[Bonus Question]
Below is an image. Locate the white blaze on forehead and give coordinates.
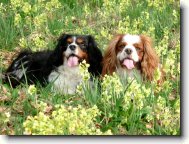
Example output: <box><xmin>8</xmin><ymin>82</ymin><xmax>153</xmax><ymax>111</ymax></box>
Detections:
<box><xmin>73</xmin><ymin>36</ymin><xmax>78</xmax><ymax>54</ymax></box>
<box><xmin>65</xmin><ymin>36</ymin><xmax>76</xmax><ymax>57</ymax></box>
<box><xmin>66</xmin><ymin>36</ymin><xmax>79</xmax><ymax>55</ymax></box>
<box><xmin>70</xmin><ymin>36</ymin><xmax>78</xmax><ymax>48</ymax></box>
<box><xmin>118</xmin><ymin>34</ymin><xmax>140</xmax><ymax>62</ymax></box>
<box><xmin>72</xmin><ymin>36</ymin><xmax>76</xmax><ymax>44</ymax></box>
<box><xmin>122</xmin><ymin>34</ymin><xmax>141</xmax><ymax>44</ymax></box>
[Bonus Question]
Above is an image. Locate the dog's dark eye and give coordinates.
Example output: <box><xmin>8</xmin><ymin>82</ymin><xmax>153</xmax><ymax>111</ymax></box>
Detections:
<box><xmin>79</xmin><ymin>42</ymin><xmax>85</xmax><ymax>45</ymax></box>
<box><xmin>136</xmin><ymin>47</ymin><xmax>140</xmax><ymax>51</ymax></box>
<box><xmin>78</xmin><ymin>42</ymin><xmax>86</xmax><ymax>47</ymax></box>
<box><xmin>79</xmin><ymin>43</ymin><xmax>87</xmax><ymax>50</ymax></box>
<box><xmin>119</xmin><ymin>45</ymin><xmax>125</xmax><ymax>49</ymax></box>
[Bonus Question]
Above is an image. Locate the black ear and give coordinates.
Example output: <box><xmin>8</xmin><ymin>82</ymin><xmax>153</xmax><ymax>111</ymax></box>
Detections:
<box><xmin>55</xmin><ymin>33</ymin><xmax>70</xmax><ymax>52</ymax></box>
<box><xmin>87</xmin><ymin>35</ymin><xmax>103</xmax><ymax>76</ymax></box>
<box><xmin>49</xmin><ymin>34</ymin><xmax>69</xmax><ymax>66</ymax></box>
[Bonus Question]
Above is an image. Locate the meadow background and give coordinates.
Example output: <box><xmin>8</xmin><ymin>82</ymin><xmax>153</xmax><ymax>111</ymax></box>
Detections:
<box><xmin>0</xmin><ymin>0</ymin><xmax>180</xmax><ymax>135</ymax></box>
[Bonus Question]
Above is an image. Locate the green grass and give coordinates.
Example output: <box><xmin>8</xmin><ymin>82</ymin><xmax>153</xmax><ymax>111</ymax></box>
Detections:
<box><xmin>0</xmin><ymin>0</ymin><xmax>180</xmax><ymax>135</ymax></box>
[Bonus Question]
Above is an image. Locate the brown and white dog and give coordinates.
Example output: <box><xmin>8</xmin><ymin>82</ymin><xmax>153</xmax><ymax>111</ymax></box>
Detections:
<box><xmin>102</xmin><ymin>34</ymin><xmax>162</xmax><ymax>81</ymax></box>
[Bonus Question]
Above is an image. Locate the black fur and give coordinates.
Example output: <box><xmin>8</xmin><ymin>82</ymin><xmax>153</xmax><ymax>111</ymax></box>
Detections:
<box><xmin>3</xmin><ymin>34</ymin><xmax>103</xmax><ymax>88</ymax></box>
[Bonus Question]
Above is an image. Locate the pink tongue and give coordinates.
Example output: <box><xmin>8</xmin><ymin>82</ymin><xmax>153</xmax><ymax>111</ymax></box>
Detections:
<box><xmin>67</xmin><ymin>56</ymin><xmax>79</xmax><ymax>67</ymax></box>
<box><xmin>123</xmin><ymin>59</ymin><xmax>135</xmax><ymax>69</ymax></box>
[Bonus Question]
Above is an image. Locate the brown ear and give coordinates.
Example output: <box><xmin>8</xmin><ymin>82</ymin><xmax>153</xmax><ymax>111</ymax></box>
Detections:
<box><xmin>140</xmin><ymin>35</ymin><xmax>159</xmax><ymax>81</ymax></box>
<box><xmin>102</xmin><ymin>34</ymin><xmax>123</xmax><ymax>76</ymax></box>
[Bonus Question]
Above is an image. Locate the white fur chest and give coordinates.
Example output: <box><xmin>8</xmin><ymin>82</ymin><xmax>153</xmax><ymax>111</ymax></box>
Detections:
<box><xmin>48</xmin><ymin>65</ymin><xmax>82</xmax><ymax>95</ymax></box>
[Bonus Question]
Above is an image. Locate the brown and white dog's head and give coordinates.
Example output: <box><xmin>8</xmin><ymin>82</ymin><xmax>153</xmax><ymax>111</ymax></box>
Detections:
<box><xmin>102</xmin><ymin>34</ymin><xmax>159</xmax><ymax>81</ymax></box>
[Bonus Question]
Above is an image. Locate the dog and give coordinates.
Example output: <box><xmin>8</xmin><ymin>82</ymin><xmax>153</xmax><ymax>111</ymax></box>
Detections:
<box><xmin>3</xmin><ymin>34</ymin><xmax>103</xmax><ymax>94</ymax></box>
<box><xmin>102</xmin><ymin>34</ymin><xmax>163</xmax><ymax>82</ymax></box>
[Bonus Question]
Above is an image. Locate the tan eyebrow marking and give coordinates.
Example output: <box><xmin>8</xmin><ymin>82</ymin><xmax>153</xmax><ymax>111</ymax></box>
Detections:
<box><xmin>67</xmin><ymin>37</ymin><xmax>73</xmax><ymax>43</ymax></box>
<box><xmin>76</xmin><ymin>38</ymin><xmax>84</xmax><ymax>44</ymax></box>
<box><xmin>133</xmin><ymin>43</ymin><xmax>143</xmax><ymax>49</ymax></box>
<box><xmin>118</xmin><ymin>42</ymin><xmax>127</xmax><ymax>47</ymax></box>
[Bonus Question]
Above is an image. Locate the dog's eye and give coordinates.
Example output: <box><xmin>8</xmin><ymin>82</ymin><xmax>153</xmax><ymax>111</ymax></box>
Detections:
<box><xmin>119</xmin><ymin>45</ymin><xmax>125</xmax><ymax>49</ymax></box>
<box><xmin>136</xmin><ymin>47</ymin><xmax>140</xmax><ymax>51</ymax></box>
<box><xmin>78</xmin><ymin>42</ymin><xmax>86</xmax><ymax>47</ymax></box>
<box><xmin>79</xmin><ymin>42</ymin><xmax>85</xmax><ymax>45</ymax></box>
<box><xmin>79</xmin><ymin>43</ymin><xmax>87</xmax><ymax>50</ymax></box>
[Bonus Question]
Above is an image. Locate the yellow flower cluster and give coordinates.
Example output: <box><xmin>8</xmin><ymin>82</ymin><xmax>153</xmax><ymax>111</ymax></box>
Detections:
<box><xmin>10</xmin><ymin>0</ymin><xmax>61</xmax><ymax>51</ymax></box>
<box><xmin>45</xmin><ymin>0</ymin><xmax>61</xmax><ymax>11</ymax></box>
<box><xmin>79</xmin><ymin>60</ymin><xmax>90</xmax><ymax>82</ymax></box>
<box><xmin>33</xmin><ymin>13</ymin><xmax>48</xmax><ymax>28</ymax></box>
<box><xmin>76</xmin><ymin>60</ymin><xmax>90</xmax><ymax>95</ymax></box>
<box><xmin>22</xmin><ymin>2</ymin><xmax>31</xmax><ymax>14</ymax></box>
<box><xmin>27</xmin><ymin>85</ymin><xmax>37</xmax><ymax>95</ymax></box>
<box><xmin>146</xmin><ymin>0</ymin><xmax>178</xmax><ymax>12</ymax></box>
<box><xmin>155</xmin><ymin>96</ymin><xmax>180</xmax><ymax>134</ymax></box>
<box><xmin>14</xmin><ymin>13</ymin><xmax>22</xmax><ymax>27</ymax></box>
<box><xmin>124</xmin><ymin>79</ymin><xmax>151</xmax><ymax>110</ymax></box>
<box><xmin>23</xmin><ymin>103</ymin><xmax>112</xmax><ymax>135</ymax></box>
<box><xmin>19</xmin><ymin>32</ymin><xmax>48</xmax><ymax>51</ymax></box>
<box><xmin>0</xmin><ymin>3</ymin><xmax>6</xmax><ymax>14</ymax></box>
<box><xmin>101</xmin><ymin>72</ymin><xmax>123</xmax><ymax>102</ymax></box>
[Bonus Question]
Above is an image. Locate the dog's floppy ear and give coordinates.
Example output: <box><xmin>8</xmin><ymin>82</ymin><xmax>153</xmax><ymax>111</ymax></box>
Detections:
<box><xmin>50</xmin><ymin>33</ymin><xmax>70</xmax><ymax>66</ymax></box>
<box><xmin>102</xmin><ymin>34</ymin><xmax>123</xmax><ymax>76</ymax></box>
<box><xmin>140</xmin><ymin>35</ymin><xmax>159</xmax><ymax>81</ymax></box>
<box><xmin>87</xmin><ymin>35</ymin><xmax>103</xmax><ymax>76</ymax></box>
<box><xmin>56</xmin><ymin>33</ymin><xmax>70</xmax><ymax>51</ymax></box>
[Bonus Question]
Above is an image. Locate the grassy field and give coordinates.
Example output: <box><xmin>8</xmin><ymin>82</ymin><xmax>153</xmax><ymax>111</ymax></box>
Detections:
<box><xmin>0</xmin><ymin>0</ymin><xmax>180</xmax><ymax>135</ymax></box>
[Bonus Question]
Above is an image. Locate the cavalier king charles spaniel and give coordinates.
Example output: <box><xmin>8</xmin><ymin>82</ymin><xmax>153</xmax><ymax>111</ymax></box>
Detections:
<box><xmin>102</xmin><ymin>34</ymin><xmax>161</xmax><ymax>81</ymax></box>
<box><xmin>3</xmin><ymin>34</ymin><xmax>103</xmax><ymax>94</ymax></box>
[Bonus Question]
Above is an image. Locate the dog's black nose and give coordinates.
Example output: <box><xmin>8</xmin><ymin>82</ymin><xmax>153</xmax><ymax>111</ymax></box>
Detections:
<box><xmin>69</xmin><ymin>45</ymin><xmax>76</xmax><ymax>51</ymax></box>
<box><xmin>125</xmin><ymin>48</ymin><xmax>132</xmax><ymax>55</ymax></box>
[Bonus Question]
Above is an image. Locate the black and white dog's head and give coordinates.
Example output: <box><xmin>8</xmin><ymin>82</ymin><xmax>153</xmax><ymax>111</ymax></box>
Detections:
<box><xmin>53</xmin><ymin>34</ymin><xmax>103</xmax><ymax>76</ymax></box>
